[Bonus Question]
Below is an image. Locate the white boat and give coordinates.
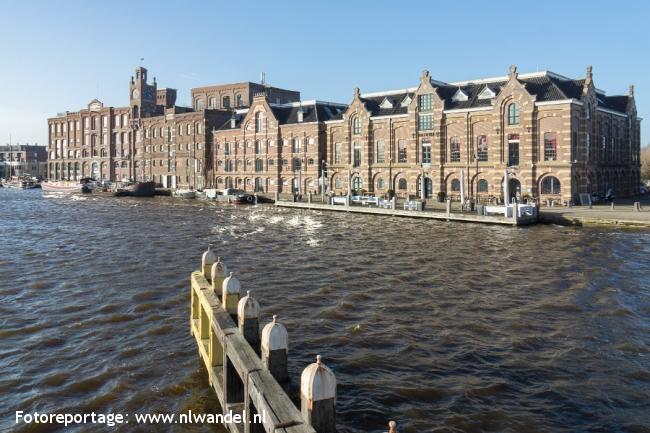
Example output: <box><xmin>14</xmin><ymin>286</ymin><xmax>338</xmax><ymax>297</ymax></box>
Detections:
<box><xmin>173</xmin><ymin>189</ymin><xmax>196</xmax><ymax>199</ymax></box>
<box><xmin>41</xmin><ymin>181</ymin><xmax>83</xmax><ymax>193</ymax></box>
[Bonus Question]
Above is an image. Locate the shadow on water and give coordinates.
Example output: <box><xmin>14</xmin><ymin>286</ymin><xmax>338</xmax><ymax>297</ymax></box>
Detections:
<box><xmin>1</xmin><ymin>189</ymin><xmax>649</xmax><ymax>433</ymax></box>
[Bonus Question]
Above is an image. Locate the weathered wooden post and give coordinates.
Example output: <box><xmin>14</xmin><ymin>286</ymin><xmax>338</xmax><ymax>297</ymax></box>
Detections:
<box><xmin>237</xmin><ymin>290</ymin><xmax>260</xmax><ymax>354</ymax></box>
<box><xmin>386</xmin><ymin>421</ymin><xmax>398</xmax><ymax>433</ymax></box>
<box><xmin>202</xmin><ymin>245</ymin><xmax>217</xmax><ymax>279</ymax></box>
<box><xmin>301</xmin><ymin>355</ymin><xmax>336</xmax><ymax>433</ymax></box>
<box><xmin>261</xmin><ymin>315</ymin><xmax>288</xmax><ymax>383</ymax></box>
<box><xmin>210</xmin><ymin>257</ymin><xmax>228</xmax><ymax>295</ymax></box>
<box><xmin>222</xmin><ymin>272</ymin><xmax>241</xmax><ymax>320</ymax></box>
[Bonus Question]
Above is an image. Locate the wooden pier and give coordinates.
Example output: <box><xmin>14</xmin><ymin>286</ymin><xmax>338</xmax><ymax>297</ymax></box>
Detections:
<box><xmin>190</xmin><ymin>248</ymin><xmax>399</xmax><ymax>433</ymax></box>
<box><xmin>273</xmin><ymin>194</ymin><xmax>538</xmax><ymax>227</ymax></box>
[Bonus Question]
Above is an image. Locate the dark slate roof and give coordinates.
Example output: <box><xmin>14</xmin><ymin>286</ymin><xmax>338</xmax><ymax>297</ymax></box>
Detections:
<box><xmin>359</xmin><ymin>93</ymin><xmax>414</xmax><ymax>116</ymax></box>
<box><xmin>600</xmin><ymin>95</ymin><xmax>629</xmax><ymax>112</ymax></box>
<box><xmin>214</xmin><ymin>101</ymin><xmax>347</xmax><ymax>131</ymax></box>
<box><xmin>270</xmin><ymin>102</ymin><xmax>346</xmax><ymax>124</ymax></box>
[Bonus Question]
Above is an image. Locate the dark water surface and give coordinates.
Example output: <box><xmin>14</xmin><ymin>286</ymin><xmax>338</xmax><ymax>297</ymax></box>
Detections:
<box><xmin>1</xmin><ymin>189</ymin><xmax>649</xmax><ymax>433</ymax></box>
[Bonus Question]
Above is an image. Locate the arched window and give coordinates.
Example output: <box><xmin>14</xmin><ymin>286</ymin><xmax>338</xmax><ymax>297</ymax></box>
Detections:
<box><xmin>377</xmin><ymin>178</ymin><xmax>385</xmax><ymax>190</ymax></box>
<box><xmin>507</xmin><ymin>103</ymin><xmax>520</xmax><ymax>125</ymax></box>
<box><xmin>451</xmin><ymin>179</ymin><xmax>460</xmax><ymax>192</ymax></box>
<box><xmin>235</xmin><ymin>94</ymin><xmax>243</xmax><ymax>107</ymax></box>
<box><xmin>586</xmin><ymin>103</ymin><xmax>591</xmax><ymax>119</ymax></box>
<box><xmin>255</xmin><ymin>140</ymin><xmax>262</xmax><ymax>154</ymax></box>
<box><xmin>477</xmin><ymin>179</ymin><xmax>488</xmax><ymax>193</ymax></box>
<box><xmin>255</xmin><ymin>112</ymin><xmax>264</xmax><ymax>132</ymax></box>
<box><xmin>196</xmin><ymin>99</ymin><xmax>205</xmax><ymax>110</ymax></box>
<box><xmin>196</xmin><ymin>123</ymin><xmax>202</xmax><ymax>134</ymax></box>
<box><xmin>208</xmin><ymin>97</ymin><xmax>216</xmax><ymax>109</ymax></box>
<box><xmin>544</xmin><ymin>132</ymin><xmax>557</xmax><ymax>161</ymax></box>
<box><xmin>352</xmin><ymin>116</ymin><xmax>361</xmax><ymax>135</ymax></box>
<box><xmin>222</xmin><ymin>96</ymin><xmax>230</xmax><ymax>109</ymax></box>
<box><xmin>541</xmin><ymin>176</ymin><xmax>561</xmax><ymax>194</ymax></box>
<box><xmin>398</xmin><ymin>178</ymin><xmax>407</xmax><ymax>190</ymax></box>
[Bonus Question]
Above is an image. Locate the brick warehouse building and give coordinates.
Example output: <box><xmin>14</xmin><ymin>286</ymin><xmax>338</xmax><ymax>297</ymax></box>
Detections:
<box><xmin>47</xmin><ymin>65</ymin><xmax>641</xmax><ymax>203</ymax></box>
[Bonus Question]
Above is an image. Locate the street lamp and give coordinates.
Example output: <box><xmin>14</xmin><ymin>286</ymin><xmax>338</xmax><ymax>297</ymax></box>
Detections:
<box><xmin>320</xmin><ymin>159</ymin><xmax>328</xmax><ymax>203</ymax></box>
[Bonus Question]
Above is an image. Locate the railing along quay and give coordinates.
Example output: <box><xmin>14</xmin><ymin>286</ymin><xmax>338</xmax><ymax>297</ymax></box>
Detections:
<box><xmin>190</xmin><ymin>247</ymin><xmax>399</xmax><ymax>433</ymax></box>
<box><xmin>272</xmin><ymin>192</ymin><xmax>539</xmax><ymax>226</ymax></box>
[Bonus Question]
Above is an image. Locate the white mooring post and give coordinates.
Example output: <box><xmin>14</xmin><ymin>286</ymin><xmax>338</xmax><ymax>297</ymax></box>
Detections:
<box><xmin>222</xmin><ymin>272</ymin><xmax>242</xmax><ymax>320</ymax></box>
<box><xmin>446</xmin><ymin>198</ymin><xmax>451</xmax><ymax>216</ymax></box>
<box><xmin>237</xmin><ymin>290</ymin><xmax>261</xmax><ymax>354</ymax></box>
<box><xmin>386</xmin><ymin>420</ymin><xmax>399</xmax><ymax>433</ymax></box>
<box><xmin>261</xmin><ymin>315</ymin><xmax>289</xmax><ymax>383</ymax></box>
<box><xmin>301</xmin><ymin>355</ymin><xmax>336</xmax><ymax>433</ymax></box>
<box><xmin>391</xmin><ymin>196</ymin><xmax>396</xmax><ymax>210</ymax></box>
<box><xmin>308</xmin><ymin>192</ymin><xmax>312</xmax><ymax>204</ymax></box>
<box><xmin>201</xmin><ymin>245</ymin><xmax>217</xmax><ymax>279</ymax></box>
<box><xmin>275</xmin><ymin>191</ymin><xmax>279</xmax><ymax>203</ymax></box>
<box><xmin>210</xmin><ymin>257</ymin><xmax>228</xmax><ymax>294</ymax></box>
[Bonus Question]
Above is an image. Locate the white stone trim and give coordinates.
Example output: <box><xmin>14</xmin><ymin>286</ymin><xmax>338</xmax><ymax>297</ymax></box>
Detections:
<box><xmin>443</xmin><ymin>106</ymin><xmax>492</xmax><ymax>114</ymax></box>
<box><xmin>534</xmin><ymin>99</ymin><xmax>583</xmax><ymax>107</ymax></box>
<box><xmin>370</xmin><ymin>114</ymin><xmax>410</xmax><ymax>120</ymax></box>
<box><xmin>361</xmin><ymin>87</ymin><xmax>417</xmax><ymax>98</ymax></box>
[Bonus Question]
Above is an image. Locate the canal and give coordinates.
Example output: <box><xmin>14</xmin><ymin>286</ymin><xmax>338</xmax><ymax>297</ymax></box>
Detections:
<box><xmin>1</xmin><ymin>189</ymin><xmax>649</xmax><ymax>432</ymax></box>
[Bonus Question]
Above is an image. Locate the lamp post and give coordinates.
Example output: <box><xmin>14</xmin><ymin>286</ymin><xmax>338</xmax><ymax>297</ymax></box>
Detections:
<box><xmin>320</xmin><ymin>159</ymin><xmax>328</xmax><ymax>203</ymax></box>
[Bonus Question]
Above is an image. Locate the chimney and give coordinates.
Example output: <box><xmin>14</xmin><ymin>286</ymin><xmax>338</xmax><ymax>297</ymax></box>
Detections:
<box><xmin>230</xmin><ymin>113</ymin><xmax>237</xmax><ymax>129</ymax></box>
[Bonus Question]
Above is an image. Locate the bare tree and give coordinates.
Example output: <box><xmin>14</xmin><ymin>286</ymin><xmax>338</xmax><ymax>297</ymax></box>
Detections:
<box><xmin>642</xmin><ymin>145</ymin><xmax>650</xmax><ymax>182</ymax></box>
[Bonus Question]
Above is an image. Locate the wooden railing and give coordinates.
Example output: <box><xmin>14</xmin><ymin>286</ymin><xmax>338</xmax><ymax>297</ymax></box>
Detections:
<box><xmin>190</xmin><ymin>248</ymin><xmax>399</xmax><ymax>433</ymax></box>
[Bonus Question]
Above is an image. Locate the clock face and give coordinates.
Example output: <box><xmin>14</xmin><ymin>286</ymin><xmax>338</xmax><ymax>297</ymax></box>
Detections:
<box><xmin>132</xmin><ymin>89</ymin><xmax>139</xmax><ymax>100</ymax></box>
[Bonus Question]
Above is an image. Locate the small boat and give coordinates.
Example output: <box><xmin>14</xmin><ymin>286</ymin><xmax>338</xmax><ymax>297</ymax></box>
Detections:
<box><xmin>41</xmin><ymin>181</ymin><xmax>83</xmax><ymax>193</ymax></box>
<box><xmin>114</xmin><ymin>181</ymin><xmax>156</xmax><ymax>197</ymax></box>
<box><xmin>236</xmin><ymin>193</ymin><xmax>257</xmax><ymax>205</ymax></box>
<box><xmin>173</xmin><ymin>189</ymin><xmax>196</xmax><ymax>199</ymax></box>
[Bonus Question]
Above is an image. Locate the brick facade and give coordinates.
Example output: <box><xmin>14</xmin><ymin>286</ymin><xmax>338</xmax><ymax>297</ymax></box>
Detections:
<box><xmin>47</xmin><ymin>65</ymin><xmax>641</xmax><ymax>203</ymax></box>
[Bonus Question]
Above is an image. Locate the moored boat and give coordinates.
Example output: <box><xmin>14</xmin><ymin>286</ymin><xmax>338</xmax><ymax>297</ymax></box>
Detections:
<box><xmin>41</xmin><ymin>181</ymin><xmax>83</xmax><ymax>193</ymax></box>
<box><xmin>172</xmin><ymin>189</ymin><xmax>196</xmax><ymax>199</ymax></box>
<box><xmin>114</xmin><ymin>181</ymin><xmax>156</xmax><ymax>197</ymax></box>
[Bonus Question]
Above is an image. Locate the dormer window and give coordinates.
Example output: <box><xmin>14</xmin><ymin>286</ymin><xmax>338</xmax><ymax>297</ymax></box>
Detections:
<box><xmin>452</xmin><ymin>89</ymin><xmax>468</xmax><ymax>102</ymax></box>
<box><xmin>400</xmin><ymin>95</ymin><xmax>412</xmax><ymax>107</ymax></box>
<box><xmin>379</xmin><ymin>98</ymin><xmax>394</xmax><ymax>109</ymax></box>
<box><xmin>478</xmin><ymin>86</ymin><xmax>496</xmax><ymax>100</ymax></box>
<box><xmin>507</xmin><ymin>103</ymin><xmax>520</xmax><ymax>125</ymax></box>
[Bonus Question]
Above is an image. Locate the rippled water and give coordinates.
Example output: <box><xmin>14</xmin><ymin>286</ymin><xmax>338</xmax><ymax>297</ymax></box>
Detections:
<box><xmin>1</xmin><ymin>189</ymin><xmax>649</xmax><ymax>433</ymax></box>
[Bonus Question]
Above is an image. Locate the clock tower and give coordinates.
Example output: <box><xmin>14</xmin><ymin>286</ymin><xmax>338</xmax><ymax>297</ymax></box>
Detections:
<box><xmin>129</xmin><ymin>66</ymin><xmax>158</xmax><ymax>119</ymax></box>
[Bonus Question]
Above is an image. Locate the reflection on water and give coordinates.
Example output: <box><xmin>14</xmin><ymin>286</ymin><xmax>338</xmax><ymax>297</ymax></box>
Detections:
<box><xmin>1</xmin><ymin>189</ymin><xmax>649</xmax><ymax>433</ymax></box>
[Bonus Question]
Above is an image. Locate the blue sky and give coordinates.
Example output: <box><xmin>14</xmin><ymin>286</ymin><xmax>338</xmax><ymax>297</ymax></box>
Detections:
<box><xmin>1</xmin><ymin>0</ymin><xmax>648</xmax><ymax>147</ymax></box>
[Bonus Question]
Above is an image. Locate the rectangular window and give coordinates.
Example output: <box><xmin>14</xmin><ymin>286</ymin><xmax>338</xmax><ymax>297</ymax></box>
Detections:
<box><xmin>292</xmin><ymin>139</ymin><xmax>301</xmax><ymax>153</ymax></box>
<box><xmin>398</xmin><ymin>139</ymin><xmax>407</xmax><ymax>163</ymax></box>
<box><xmin>476</xmin><ymin>135</ymin><xmax>488</xmax><ymax>161</ymax></box>
<box><xmin>418</xmin><ymin>94</ymin><xmax>433</xmax><ymax>111</ymax></box>
<box><xmin>418</xmin><ymin>114</ymin><xmax>434</xmax><ymax>131</ymax></box>
<box><xmin>376</xmin><ymin>141</ymin><xmax>385</xmax><ymax>163</ymax></box>
<box><xmin>255</xmin><ymin>159</ymin><xmax>263</xmax><ymax>172</ymax></box>
<box><xmin>508</xmin><ymin>134</ymin><xmax>520</xmax><ymax>166</ymax></box>
<box><xmin>450</xmin><ymin>137</ymin><xmax>460</xmax><ymax>162</ymax></box>
<box><xmin>421</xmin><ymin>141</ymin><xmax>431</xmax><ymax>164</ymax></box>
<box><xmin>334</xmin><ymin>143</ymin><xmax>341</xmax><ymax>164</ymax></box>
<box><xmin>544</xmin><ymin>132</ymin><xmax>557</xmax><ymax>161</ymax></box>
<box><xmin>353</xmin><ymin>142</ymin><xmax>361</xmax><ymax>167</ymax></box>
